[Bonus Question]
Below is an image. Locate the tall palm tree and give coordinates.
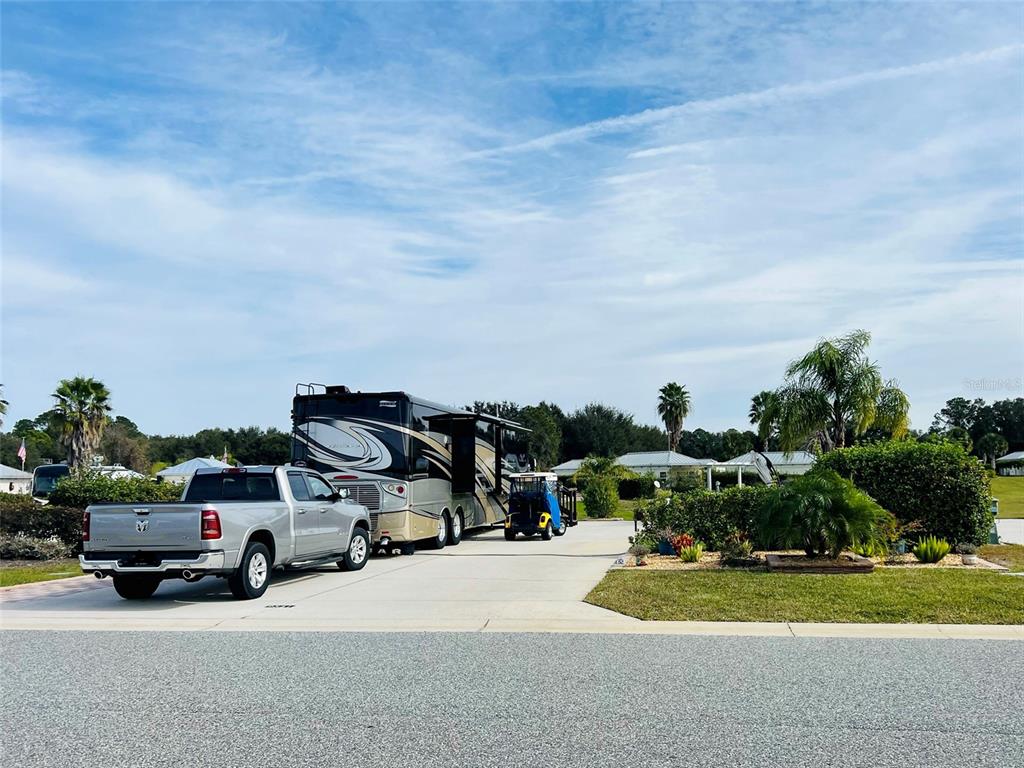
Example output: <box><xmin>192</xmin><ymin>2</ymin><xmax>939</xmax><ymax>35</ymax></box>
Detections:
<box><xmin>749</xmin><ymin>390</ymin><xmax>777</xmax><ymax>429</ymax></box>
<box><xmin>763</xmin><ymin>330</ymin><xmax>909</xmax><ymax>453</ymax></box>
<box><xmin>657</xmin><ymin>382</ymin><xmax>691</xmax><ymax>452</ymax></box>
<box><xmin>52</xmin><ymin>377</ymin><xmax>112</xmax><ymax>470</ymax></box>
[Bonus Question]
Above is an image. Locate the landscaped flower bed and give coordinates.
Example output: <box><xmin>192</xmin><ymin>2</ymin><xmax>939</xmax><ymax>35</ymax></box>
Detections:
<box><xmin>620</xmin><ymin>549</ymin><xmax>1006</xmax><ymax>571</ymax></box>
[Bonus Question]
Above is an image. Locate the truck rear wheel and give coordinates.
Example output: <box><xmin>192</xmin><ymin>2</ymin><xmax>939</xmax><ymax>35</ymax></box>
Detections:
<box><xmin>112</xmin><ymin>575</ymin><xmax>161</xmax><ymax>600</ymax></box>
<box><xmin>338</xmin><ymin>528</ymin><xmax>370</xmax><ymax>572</ymax></box>
<box><xmin>229</xmin><ymin>541</ymin><xmax>271</xmax><ymax>600</ymax></box>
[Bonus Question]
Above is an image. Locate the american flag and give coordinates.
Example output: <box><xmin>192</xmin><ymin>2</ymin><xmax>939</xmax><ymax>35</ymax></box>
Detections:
<box><xmin>17</xmin><ymin>438</ymin><xmax>27</xmax><ymax>467</ymax></box>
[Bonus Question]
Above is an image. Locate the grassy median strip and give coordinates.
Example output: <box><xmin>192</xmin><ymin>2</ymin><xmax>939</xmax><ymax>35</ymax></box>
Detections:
<box><xmin>0</xmin><ymin>560</ymin><xmax>84</xmax><ymax>588</ymax></box>
<box><xmin>991</xmin><ymin>476</ymin><xmax>1024</xmax><ymax>518</ymax></box>
<box><xmin>979</xmin><ymin>544</ymin><xmax>1024</xmax><ymax>572</ymax></box>
<box><xmin>585</xmin><ymin>569</ymin><xmax>1024</xmax><ymax>624</ymax></box>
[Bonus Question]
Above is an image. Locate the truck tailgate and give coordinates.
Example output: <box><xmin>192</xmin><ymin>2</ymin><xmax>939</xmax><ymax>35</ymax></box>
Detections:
<box><xmin>88</xmin><ymin>504</ymin><xmax>203</xmax><ymax>550</ymax></box>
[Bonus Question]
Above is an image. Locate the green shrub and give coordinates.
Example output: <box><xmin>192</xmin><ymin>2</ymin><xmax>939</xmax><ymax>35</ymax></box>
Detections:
<box><xmin>817</xmin><ymin>441</ymin><xmax>992</xmax><ymax>545</ymax></box>
<box><xmin>636</xmin><ymin>485</ymin><xmax>774</xmax><ymax>550</ymax></box>
<box><xmin>581</xmin><ymin>474</ymin><xmax>619</xmax><ymax>518</ymax></box>
<box><xmin>668</xmin><ymin>467</ymin><xmax>704</xmax><ymax>493</ymax></box>
<box><xmin>0</xmin><ymin>533</ymin><xmax>74</xmax><ymax>560</ymax></box>
<box><xmin>618</xmin><ymin>473</ymin><xmax>657</xmax><ymax>500</ymax></box>
<box><xmin>678</xmin><ymin>542</ymin><xmax>705</xmax><ymax>563</ymax></box>
<box><xmin>48</xmin><ymin>472</ymin><xmax>182</xmax><ymax>508</ymax></box>
<box><xmin>0</xmin><ymin>502</ymin><xmax>84</xmax><ymax>552</ymax></box>
<box><xmin>0</xmin><ymin>494</ymin><xmax>39</xmax><ymax>514</ymax></box>
<box><xmin>913</xmin><ymin>535</ymin><xmax>951</xmax><ymax>563</ymax></box>
<box><xmin>756</xmin><ymin>470</ymin><xmax>896</xmax><ymax>559</ymax></box>
<box><xmin>720</xmin><ymin>531</ymin><xmax>756</xmax><ymax>565</ymax></box>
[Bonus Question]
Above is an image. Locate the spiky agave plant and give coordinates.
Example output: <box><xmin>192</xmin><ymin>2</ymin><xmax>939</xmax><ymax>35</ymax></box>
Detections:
<box><xmin>756</xmin><ymin>470</ymin><xmax>895</xmax><ymax>559</ymax></box>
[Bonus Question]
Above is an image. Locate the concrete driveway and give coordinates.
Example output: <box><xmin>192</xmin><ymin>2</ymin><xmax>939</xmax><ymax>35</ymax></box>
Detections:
<box><xmin>0</xmin><ymin>520</ymin><xmax>636</xmax><ymax>633</ymax></box>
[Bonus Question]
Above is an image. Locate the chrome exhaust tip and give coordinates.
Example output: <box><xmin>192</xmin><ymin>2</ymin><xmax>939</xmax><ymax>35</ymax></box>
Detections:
<box><xmin>181</xmin><ymin>570</ymin><xmax>193</xmax><ymax>580</ymax></box>
<box><xmin>93</xmin><ymin>571</ymin><xmax>106</xmax><ymax>580</ymax></box>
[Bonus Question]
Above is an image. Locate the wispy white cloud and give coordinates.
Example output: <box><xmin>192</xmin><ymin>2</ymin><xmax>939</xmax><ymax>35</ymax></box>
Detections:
<box><xmin>482</xmin><ymin>44</ymin><xmax>1024</xmax><ymax>156</ymax></box>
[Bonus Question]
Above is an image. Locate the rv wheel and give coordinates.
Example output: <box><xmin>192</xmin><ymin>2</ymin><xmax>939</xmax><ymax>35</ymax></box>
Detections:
<box><xmin>425</xmin><ymin>513</ymin><xmax>448</xmax><ymax>550</ymax></box>
<box><xmin>449</xmin><ymin>511</ymin><xmax>463</xmax><ymax>546</ymax></box>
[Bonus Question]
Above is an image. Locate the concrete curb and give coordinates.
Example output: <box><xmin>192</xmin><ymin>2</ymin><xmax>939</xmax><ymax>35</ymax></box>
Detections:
<box><xmin>2</xmin><ymin>615</ymin><xmax>1021</xmax><ymax>639</ymax></box>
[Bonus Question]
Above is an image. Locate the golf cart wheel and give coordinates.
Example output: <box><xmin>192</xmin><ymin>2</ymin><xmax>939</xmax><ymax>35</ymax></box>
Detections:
<box><xmin>554</xmin><ymin>518</ymin><xmax>567</xmax><ymax>537</ymax></box>
<box><xmin>541</xmin><ymin>521</ymin><xmax>553</xmax><ymax>541</ymax></box>
<box><xmin>504</xmin><ymin>528</ymin><xmax>516</xmax><ymax>541</ymax></box>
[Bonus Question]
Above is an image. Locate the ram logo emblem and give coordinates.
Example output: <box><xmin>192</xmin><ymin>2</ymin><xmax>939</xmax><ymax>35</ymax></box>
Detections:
<box><xmin>136</xmin><ymin>519</ymin><xmax>150</xmax><ymax>533</ymax></box>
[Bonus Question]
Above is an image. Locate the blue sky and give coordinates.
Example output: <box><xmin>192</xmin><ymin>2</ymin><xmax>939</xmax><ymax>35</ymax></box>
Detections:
<box><xmin>2</xmin><ymin>2</ymin><xmax>1022</xmax><ymax>436</ymax></box>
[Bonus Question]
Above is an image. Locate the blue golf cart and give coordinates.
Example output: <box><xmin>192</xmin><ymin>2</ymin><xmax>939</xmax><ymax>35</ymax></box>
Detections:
<box><xmin>504</xmin><ymin>472</ymin><xmax>577</xmax><ymax>540</ymax></box>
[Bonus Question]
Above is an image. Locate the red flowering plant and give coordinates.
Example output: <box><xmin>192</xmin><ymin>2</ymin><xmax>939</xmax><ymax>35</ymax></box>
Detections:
<box><xmin>670</xmin><ymin>533</ymin><xmax>694</xmax><ymax>555</ymax></box>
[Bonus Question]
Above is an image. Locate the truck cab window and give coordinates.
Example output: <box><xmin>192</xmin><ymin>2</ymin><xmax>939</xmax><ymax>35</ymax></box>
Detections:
<box><xmin>287</xmin><ymin>472</ymin><xmax>312</xmax><ymax>501</ymax></box>
<box><xmin>307</xmin><ymin>474</ymin><xmax>335</xmax><ymax>501</ymax></box>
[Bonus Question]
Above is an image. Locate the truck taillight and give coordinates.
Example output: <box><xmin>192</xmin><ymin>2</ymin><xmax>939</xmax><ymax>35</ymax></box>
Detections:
<box><xmin>82</xmin><ymin>510</ymin><xmax>90</xmax><ymax>542</ymax></box>
<box><xmin>201</xmin><ymin>509</ymin><xmax>222</xmax><ymax>540</ymax></box>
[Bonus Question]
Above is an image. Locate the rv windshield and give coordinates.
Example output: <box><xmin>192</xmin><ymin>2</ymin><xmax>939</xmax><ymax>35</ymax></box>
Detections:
<box><xmin>32</xmin><ymin>465</ymin><xmax>70</xmax><ymax>495</ymax></box>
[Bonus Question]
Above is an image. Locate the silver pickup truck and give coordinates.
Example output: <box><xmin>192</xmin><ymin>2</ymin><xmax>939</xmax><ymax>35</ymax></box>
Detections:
<box><xmin>80</xmin><ymin>465</ymin><xmax>371</xmax><ymax>600</ymax></box>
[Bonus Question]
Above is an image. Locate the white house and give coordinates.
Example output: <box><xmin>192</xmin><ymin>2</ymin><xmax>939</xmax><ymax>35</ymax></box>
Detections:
<box><xmin>615</xmin><ymin>451</ymin><xmax>716</xmax><ymax>482</ymax></box>
<box><xmin>996</xmin><ymin>451</ymin><xmax>1024</xmax><ymax>476</ymax></box>
<box><xmin>0</xmin><ymin>463</ymin><xmax>33</xmax><ymax>494</ymax></box>
<box><xmin>550</xmin><ymin>459</ymin><xmax>584</xmax><ymax>479</ymax></box>
<box><xmin>156</xmin><ymin>456</ymin><xmax>232</xmax><ymax>484</ymax></box>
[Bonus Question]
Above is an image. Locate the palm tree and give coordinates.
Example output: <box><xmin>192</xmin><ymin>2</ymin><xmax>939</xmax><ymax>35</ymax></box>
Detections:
<box><xmin>976</xmin><ymin>432</ymin><xmax>1008</xmax><ymax>469</ymax></box>
<box><xmin>657</xmin><ymin>382</ymin><xmax>691</xmax><ymax>452</ymax></box>
<box><xmin>749</xmin><ymin>390</ymin><xmax>777</xmax><ymax>429</ymax></box>
<box><xmin>51</xmin><ymin>377</ymin><xmax>112</xmax><ymax>470</ymax></box>
<box><xmin>761</xmin><ymin>330</ymin><xmax>909</xmax><ymax>453</ymax></box>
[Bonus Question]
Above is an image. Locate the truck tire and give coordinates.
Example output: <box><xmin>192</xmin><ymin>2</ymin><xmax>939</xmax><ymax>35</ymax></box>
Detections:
<box><xmin>449</xmin><ymin>511</ymin><xmax>463</xmax><ymax>546</ymax></box>
<box><xmin>425</xmin><ymin>513</ymin><xmax>448</xmax><ymax>550</ymax></box>
<box><xmin>228</xmin><ymin>541</ymin><xmax>271</xmax><ymax>600</ymax></box>
<box><xmin>338</xmin><ymin>528</ymin><xmax>370</xmax><ymax>572</ymax></box>
<box><xmin>112</xmin><ymin>575</ymin><xmax>161</xmax><ymax>600</ymax></box>
<box><xmin>541</xmin><ymin>521</ymin><xmax>553</xmax><ymax>541</ymax></box>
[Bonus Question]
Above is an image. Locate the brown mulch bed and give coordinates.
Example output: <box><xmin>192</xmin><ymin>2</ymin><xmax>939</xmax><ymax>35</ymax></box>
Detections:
<box><xmin>625</xmin><ymin>551</ymin><xmax>1005</xmax><ymax>571</ymax></box>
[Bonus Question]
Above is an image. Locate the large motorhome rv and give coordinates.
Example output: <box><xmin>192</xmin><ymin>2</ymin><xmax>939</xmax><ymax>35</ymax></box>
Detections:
<box><xmin>291</xmin><ymin>385</ymin><xmax>524</xmax><ymax>553</ymax></box>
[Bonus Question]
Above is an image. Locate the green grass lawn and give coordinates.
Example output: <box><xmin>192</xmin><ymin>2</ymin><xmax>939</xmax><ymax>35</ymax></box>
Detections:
<box><xmin>979</xmin><ymin>543</ymin><xmax>1024</xmax><ymax>572</ymax></box>
<box><xmin>586</xmin><ymin>569</ymin><xmax>1024</xmax><ymax>624</ymax></box>
<box><xmin>576</xmin><ymin>498</ymin><xmax>639</xmax><ymax>521</ymax></box>
<box><xmin>991</xmin><ymin>475</ymin><xmax>1024</xmax><ymax>518</ymax></box>
<box><xmin>0</xmin><ymin>560</ymin><xmax>83</xmax><ymax>588</ymax></box>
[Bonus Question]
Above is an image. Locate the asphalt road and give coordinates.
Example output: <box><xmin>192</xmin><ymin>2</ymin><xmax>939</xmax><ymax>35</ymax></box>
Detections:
<box><xmin>2</xmin><ymin>631</ymin><xmax>1021</xmax><ymax>768</ymax></box>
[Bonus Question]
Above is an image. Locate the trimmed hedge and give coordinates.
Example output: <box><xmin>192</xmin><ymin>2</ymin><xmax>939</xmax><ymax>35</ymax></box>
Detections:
<box><xmin>637</xmin><ymin>485</ymin><xmax>775</xmax><ymax>549</ymax></box>
<box><xmin>816</xmin><ymin>441</ymin><xmax>992</xmax><ymax>545</ymax></box>
<box><xmin>0</xmin><ymin>496</ymin><xmax>84</xmax><ymax>553</ymax></box>
<box><xmin>582</xmin><ymin>474</ymin><xmax>619</xmax><ymax>518</ymax></box>
<box><xmin>48</xmin><ymin>473</ymin><xmax>181</xmax><ymax>508</ymax></box>
<box><xmin>0</xmin><ymin>533</ymin><xmax>74</xmax><ymax>560</ymax></box>
<box><xmin>618</xmin><ymin>474</ymin><xmax>657</xmax><ymax>500</ymax></box>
